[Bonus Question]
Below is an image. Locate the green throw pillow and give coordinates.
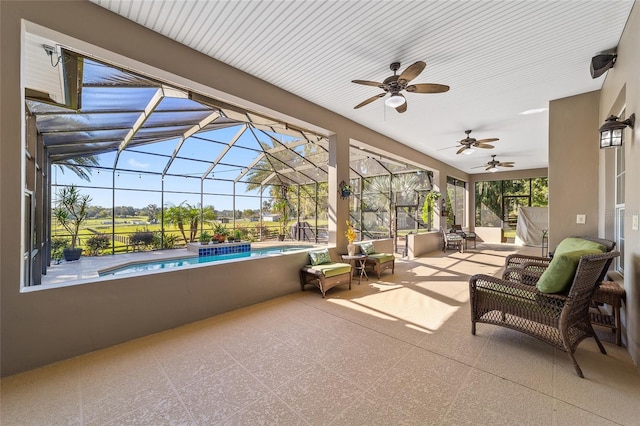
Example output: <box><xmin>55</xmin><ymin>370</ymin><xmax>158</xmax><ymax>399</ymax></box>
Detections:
<box><xmin>309</xmin><ymin>249</ymin><xmax>332</xmax><ymax>266</ymax></box>
<box><xmin>359</xmin><ymin>242</ymin><xmax>376</xmax><ymax>255</ymax></box>
<box><xmin>553</xmin><ymin>238</ymin><xmax>606</xmax><ymax>257</ymax></box>
<box><xmin>536</xmin><ymin>249</ymin><xmax>602</xmax><ymax>293</ymax></box>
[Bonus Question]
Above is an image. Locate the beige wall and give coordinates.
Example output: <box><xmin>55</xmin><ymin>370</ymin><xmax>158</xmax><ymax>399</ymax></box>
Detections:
<box><xmin>548</xmin><ymin>91</ymin><xmax>601</xmax><ymax>247</ymax></box>
<box><xmin>598</xmin><ymin>2</ymin><xmax>640</xmax><ymax>367</ymax></box>
<box><xmin>407</xmin><ymin>232</ymin><xmax>441</xmax><ymax>259</ymax></box>
<box><xmin>0</xmin><ymin>1</ymin><xmax>469</xmax><ymax>376</ymax></box>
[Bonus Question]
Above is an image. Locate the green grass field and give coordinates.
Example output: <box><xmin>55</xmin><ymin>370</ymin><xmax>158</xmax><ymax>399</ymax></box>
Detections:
<box><xmin>51</xmin><ymin>216</ymin><xmax>324</xmax><ymax>255</ymax></box>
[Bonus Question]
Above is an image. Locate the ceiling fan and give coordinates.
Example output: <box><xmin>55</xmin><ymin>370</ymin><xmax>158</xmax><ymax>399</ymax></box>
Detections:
<box><xmin>474</xmin><ymin>155</ymin><xmax>515</xmax><ymax>172</ymax></box>
<box><xmin>352</xmin><ymin>61</ymin><xmax>449</xmax><ymax>113</ymax></box>
<box><xmin>456</xmin><ymin>130</ymin><xmax>499</xmax><ymax>155</ymax></box>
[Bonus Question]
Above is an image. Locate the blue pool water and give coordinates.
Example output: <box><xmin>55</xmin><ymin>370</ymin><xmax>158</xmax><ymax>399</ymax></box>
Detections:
<box><xmin>99</xmin><ymin>245</ymin><xmax>310</xmax><ymax>277</ymax></box>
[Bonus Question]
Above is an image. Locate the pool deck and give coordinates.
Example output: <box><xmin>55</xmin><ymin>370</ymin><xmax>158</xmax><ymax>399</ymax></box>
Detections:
<box><xmin>40</xmin><ymin>241</ymin><xmax>318</xmax><ymax>286</ymax></box>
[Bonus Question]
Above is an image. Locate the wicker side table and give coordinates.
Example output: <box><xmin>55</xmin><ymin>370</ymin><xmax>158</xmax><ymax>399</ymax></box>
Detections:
<box><xmin>590</xmin><ymin>281</ymin><xmax>626</xmax><ymax>346</ymax></box>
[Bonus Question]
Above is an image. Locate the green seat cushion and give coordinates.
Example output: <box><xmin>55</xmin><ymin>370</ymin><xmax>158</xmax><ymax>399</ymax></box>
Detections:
<box><xmin>308</xmin><ymin>262</ymin><xmax>351</xmax><ymax>278</ymax></box>
<box><xmin>536</xmin><ymin>249</ymin><xmax>602</xmax><ymax>293</ymax></box>
<box><xmin>309</xmin><ymin>248</ymin><xmax>332</xmax><ymax>265</ymax></box>
<box><xmin>554</xmin><ymin>237</ymin><xmax>606</xmax><ymax>257</ymax></box>
<box><xmin>367</xmin><ymin>253</ymin><xmax>394</xmax><ymax>263</ymax></box>
<box><xmin>358</xmin><ymin>242</ymin><xmax>376</xmax><ymax>255</ymax></box>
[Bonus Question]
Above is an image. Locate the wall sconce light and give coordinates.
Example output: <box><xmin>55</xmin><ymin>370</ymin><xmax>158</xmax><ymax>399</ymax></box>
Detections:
<box><xmin>339</xmin><ymin>180</ymin><xmax>352</xmax><ymax>199</ymax></box>
<box><xmin>599</xmin><ymin>113</ymin><xmax>635</xmax><ymax>148</ymax></box>
<box><xmin>440</xmin><ymin>197</ymin><xmax>447</xmax><ymax>215</ymax></box>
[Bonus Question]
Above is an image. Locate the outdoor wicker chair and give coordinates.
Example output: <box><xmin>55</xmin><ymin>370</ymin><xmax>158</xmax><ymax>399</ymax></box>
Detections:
<box><xmin>300</xmin><ymin>248</ymin><xmax>352</xmax><ymax>298</ymax></box>
<box><xmin>469</xmin><ymin>250</ymin><xmax>619</xmax><ymax>378</ymax></box>
<box><xmin>503</xmin><ymin>236</ymin><xmax>616</xmax><ymax>285</ymax></box>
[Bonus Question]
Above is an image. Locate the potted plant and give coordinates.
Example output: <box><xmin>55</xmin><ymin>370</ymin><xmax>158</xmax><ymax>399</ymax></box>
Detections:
<box><xmin>339</xmin><ymin>180</ymin><xmax>353</xmax><ymax>199</ymax></box>
<box><xmin>199</xmin><ymin>230</ymin><xmax>212</xmax><ymax>245</ymax></box>
<box><xmin>422</xmin><ymin>190</ymin><xmax>441</xmax><ymax>231</ymax></box>
<box><xmin>345</xmin><ymin>220</ymin><xmax>357</xmax><ymax>255</ymax></box>
<box><xmin>212</xmin><ymin>222</ymin><xmax>228</xmax><ymax>243</ymax></box>
<box><xmin>233</xmin><ymin>229</ymin><xmax>243</xmax><ymax>242</ymax></box>
<box><xmin>53</xmin><ymin>185</ymin><xmax>91</xmax><ymax>261</ymax></box>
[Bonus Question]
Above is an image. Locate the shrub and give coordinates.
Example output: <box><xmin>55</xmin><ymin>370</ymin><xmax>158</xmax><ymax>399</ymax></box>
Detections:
<box><xmin>151</xmin><ymin>231</ymin><xmax>179</xmax><ymax>250</ymax></box>
<box><xmin>85</xmin><ymin>234</ymin><xmax>110</xmax><ymax>256</ymax></box>
<box><xmin>51</xmin><ymin>236</ymin><xmax>69</xmax><ymax>262</ymax></box>
<box><xmin>130</xmin><ymin>228</ymin><xmax>155</xmax><ymax>251</ymax></box>
<box><xmin>199</xmin><ymin>230</ymin><xmax>212</xmax><ymax>243</ymax></box>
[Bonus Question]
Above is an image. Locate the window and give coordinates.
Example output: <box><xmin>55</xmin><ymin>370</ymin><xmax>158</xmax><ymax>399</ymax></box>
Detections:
<box><xmin>446</xmin><ymin>177</ymin><xmax>467</xmax><ymax>228</ymax></box>
<box><xmin>475</xmin><ymin>178</ymin><xmax>548</xmax><ymax>232</ymax></box>
<box><xmin>23</xmin><ymin>28</ymin><xmax>432</xmax><ymax>287</ymax></box>
<box><xmin>615</xmin><ymin>144</ymin><xmax>625</xmax><ymax>273</ymax></box>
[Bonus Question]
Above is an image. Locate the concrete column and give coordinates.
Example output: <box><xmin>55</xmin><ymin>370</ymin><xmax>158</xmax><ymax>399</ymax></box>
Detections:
<box><xmin>328</xmin><ymin>133</ymin><xmax>350</xmax><ymax>250</ymax></box>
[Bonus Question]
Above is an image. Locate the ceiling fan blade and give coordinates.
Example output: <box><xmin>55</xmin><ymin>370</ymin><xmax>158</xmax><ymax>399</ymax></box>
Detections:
<box><xmin>475</xmin><ymin>143</ymin><xmax>495</xmax><ymax>149</ymax></box>
<box><xmin>437</xmin><ymin>145</ymin><xmax>460</xmax><ymax>151</ymax></box>
<box><xmin>456</xmin><ymin>146</ymin><xmax>468</xmax><ymax>155</ymax></box>
<box><xmin>485</xmin><ymin>165</ymin><xmax>492</xmax><ymax>171</ymax></box>
<box><xmin>500</xmin><ymin>164</ymin><xmax>515</xmax><ymax>167</ymax></box>
<box><xmin>352</xmin><ymin>79</ymin><xmax>384</xmax><ymax>87</ymax></box>
<box><xmin>397</xmin><ymin>61</ymin><xmax>426</xmax><ymax>85</ymax></box>
<box><xmin>395</xmin><ymin>95</ymin><xmax>407</xmax><ymax>113</ymax></box>
<box><xmin>406</xmin><ymin>83</ymin><xmax>450</xmax><ymax>93</ymax></box>
<box><xmin>354</xmin><ymin>93</ymin><xmax>386</xmax><ymax>109</ymax></box>
<box><xmin>475</xmin><ymin>138</ymin><xmax>499</xmax><ymax>143</ymax></box>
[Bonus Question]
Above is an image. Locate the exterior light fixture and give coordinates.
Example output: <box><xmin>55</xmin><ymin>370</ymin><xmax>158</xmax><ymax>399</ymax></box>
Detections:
<box><xmin>599</xmin><ymin>113</ymin><xmax>635</xmax><ymax>149</ymax></box>
<box><xmin>385</xmin><ymin>93</ymin><xmax>406</xmax><ymax>108</ymax></box>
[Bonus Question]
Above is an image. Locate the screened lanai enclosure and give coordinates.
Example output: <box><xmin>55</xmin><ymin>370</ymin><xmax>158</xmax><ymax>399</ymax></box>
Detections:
<box><xmin>23</xmin><ymin>45</ymin><xmax>436</xmax><ymax>286</ymax></box>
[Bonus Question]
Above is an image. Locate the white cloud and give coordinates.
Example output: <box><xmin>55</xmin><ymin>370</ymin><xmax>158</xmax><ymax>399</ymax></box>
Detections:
<box><xmin>128</xmin><ymin>158</ymin><xmax>149</xmax><ymax>169</ymax></box>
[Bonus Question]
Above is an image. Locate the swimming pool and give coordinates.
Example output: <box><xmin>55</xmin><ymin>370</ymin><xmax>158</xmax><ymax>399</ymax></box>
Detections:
<box><xmin>98</xmin><ymin>245</ymin><xmax>311</xmax><ymax>277</ymax></box>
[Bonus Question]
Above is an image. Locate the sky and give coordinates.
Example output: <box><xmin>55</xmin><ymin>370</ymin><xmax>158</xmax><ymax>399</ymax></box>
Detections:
<box><xmin>52</xmin><ymin>125</ymin><xmax>282</xmax><ymax>212</ymax></box>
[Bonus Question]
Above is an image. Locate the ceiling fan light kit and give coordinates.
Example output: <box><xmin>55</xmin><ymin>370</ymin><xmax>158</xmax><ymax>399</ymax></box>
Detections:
<box><xmin>479</xmin><ymin>154</ymin><xmax>515</xmax><ymax>172</ymax></box>
<box><xmin>352</xmin><ymin>61</ymin><xmax>449</xmax><ymax>113</ymax></box>
<box><xmin>455</xmin><ymin>130</ymin><xmax>499</xmax><ymax>155</ymax></box>
<box><xmin>385</xmin><ymin>94</ymin><xmax>406</xmax><ymax>108</ymax></box>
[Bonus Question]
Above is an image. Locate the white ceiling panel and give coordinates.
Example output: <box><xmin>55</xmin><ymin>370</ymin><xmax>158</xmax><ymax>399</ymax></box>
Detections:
<box><xmin>90</xmin><ymin>0</ymin><xmax>635</xmax><ymax>174</ymax></box>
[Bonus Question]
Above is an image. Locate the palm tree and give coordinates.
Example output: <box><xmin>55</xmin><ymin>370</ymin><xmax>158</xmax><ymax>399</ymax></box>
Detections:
<box><xmin>163</xmin><ymin>202</ymin><xmax>189</xmax><ymax>244</ymax></box>
<box><xmin>54</xmin><ymin>156</ymin><xmax>100</xmax><ymax>181</ymax></box>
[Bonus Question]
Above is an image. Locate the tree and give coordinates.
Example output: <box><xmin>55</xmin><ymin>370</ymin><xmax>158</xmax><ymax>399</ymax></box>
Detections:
<box><xmin>54</xmin><ymin>156</ymin><xmax>99</xmax><ymax>182</ymax></box>
<box><xmin>243</xmin><ymin>208</ymin><xmax>258</xmax><ymax>219</ymax></box>
<box><xmin>272</xmin><ymin>186</ymin><xmax>291</xmax><ymax>237</ymax></box>
<box><xmin>145</xmin><ymin>204</ymin><xmax>160</xmax><ymax>223</ymax></box>
<box><xmin>164</xmin><ymin>202</ymin><xmax>189</xmax><ymax>244</ymax></box>
<box><xmin>53</xmin><ymin>185</ymin><xmax>91</xmax><ymax>250</ymax></box>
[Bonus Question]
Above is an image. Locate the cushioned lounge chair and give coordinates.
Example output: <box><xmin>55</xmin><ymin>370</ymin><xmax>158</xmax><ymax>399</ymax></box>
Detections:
<box><xmin>450</xmin><ymin>224</ymin><xmax>477</xmax><ymax>249</ymax></box>
<box><xmin>300</xmin><ymin>249</ymin><xmax>352</xmax><ymax>298</ymax></box>
<box><xmin>357</xmin><ymin>241</ymin><xmax>395</xmax><ymax>279</ymax></box>
<box><xmin>441</xmin><ymin>226</ymin><xmax>464</xmax><ymax>253</ymax></box>
<box><xmin>470</xmin><ymin>245</ymin><xmax>619</xmax><ymax>378</ymax></box>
